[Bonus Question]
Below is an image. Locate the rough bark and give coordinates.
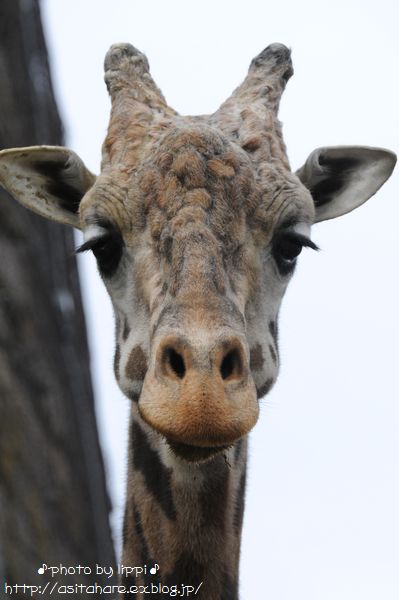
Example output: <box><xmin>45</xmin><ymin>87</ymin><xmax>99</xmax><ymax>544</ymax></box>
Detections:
<box><xmin>0</xmin><ymin>0</ymin><xmax>115</xmax><ymax>589</ymax></box>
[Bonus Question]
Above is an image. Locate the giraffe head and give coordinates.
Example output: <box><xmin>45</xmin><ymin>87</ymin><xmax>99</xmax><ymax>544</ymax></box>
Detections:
<box><xmin>0</xmin><ymin>44</ymin><xmax>395</xmax><ymax>461</ymax></box>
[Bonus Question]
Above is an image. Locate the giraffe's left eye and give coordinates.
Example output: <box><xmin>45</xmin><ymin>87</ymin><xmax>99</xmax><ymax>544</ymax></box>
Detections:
<box><xmin>273</xmin><ymin>231</ymin><xmax>318</xmax><ymax>275</ymax></box>
<box><xmin>77</xmin><ymin>231</ymin><xmax>123</xmax><ymax>277</ymax></box>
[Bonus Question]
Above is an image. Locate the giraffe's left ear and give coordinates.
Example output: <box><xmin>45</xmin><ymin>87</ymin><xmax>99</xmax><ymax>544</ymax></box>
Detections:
<box><xmin>296</xmin><ymin>146</ymin><xmax>396</xmax><ymax>223</ymax></box>
<box><xmin>0</xmin><ymin>146</ymin><xmax>96</xmax><ymax>229</ymax></box>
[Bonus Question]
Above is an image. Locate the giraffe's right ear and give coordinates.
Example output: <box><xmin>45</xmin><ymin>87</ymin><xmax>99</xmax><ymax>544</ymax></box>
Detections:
<box><xmin>0</xmin><ymin>146</ymin><xmax>96</xmax><ymax>229</ymax></box>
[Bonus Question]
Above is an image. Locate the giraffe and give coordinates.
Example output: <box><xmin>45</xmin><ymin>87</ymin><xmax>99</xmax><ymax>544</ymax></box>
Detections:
<box><xmin>0</xmin><ymin>43</ymin><xmax>395</xmax><ymax>599</ymax></box>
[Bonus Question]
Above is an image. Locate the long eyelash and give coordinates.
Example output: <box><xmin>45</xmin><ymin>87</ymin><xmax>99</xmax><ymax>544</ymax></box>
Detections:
<box><xmin>75</xmin><ymin>235</ymin><xmax>111</xmax><ymax>254</ymax></box>
<box><xmin>283</xmin><ymin>231</ymin><xmax>320</xmax><ymax>251</ymax></box>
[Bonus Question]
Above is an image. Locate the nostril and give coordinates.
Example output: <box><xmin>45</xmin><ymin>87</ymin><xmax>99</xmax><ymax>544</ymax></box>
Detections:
<box><xmin>164</xmin><ymin>347</ymin><xmax>186</xmax><ymax>379</ymax></box>
<box><xmin>220</xmin><ymin>348</ymin><xmax>243</xmax><ymax>381</ymax></box>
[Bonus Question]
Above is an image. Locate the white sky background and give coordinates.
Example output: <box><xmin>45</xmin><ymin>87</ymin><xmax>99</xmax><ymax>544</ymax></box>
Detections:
<box><xmin>41</xmin><ymin>1</ymin><xmax>398</xmax><ymax>598</ymax></box>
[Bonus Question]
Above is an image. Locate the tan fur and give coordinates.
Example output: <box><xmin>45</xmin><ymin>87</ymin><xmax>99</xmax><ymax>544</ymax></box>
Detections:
<box><xmin>125</xmin><ymin>345</ymin><xmax>148</xmax><ymax>381</ymax></box>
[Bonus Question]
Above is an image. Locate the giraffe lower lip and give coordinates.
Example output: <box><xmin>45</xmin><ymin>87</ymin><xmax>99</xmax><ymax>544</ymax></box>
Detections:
<box><xmin>168</xmin><ymin>440</ymin><xmax>229</xmax><ymax>462</ymax></box>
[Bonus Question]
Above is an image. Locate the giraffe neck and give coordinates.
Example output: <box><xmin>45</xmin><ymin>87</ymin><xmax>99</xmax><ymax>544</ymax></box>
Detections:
<box><xmin>122</xmin><ymin>406</ymin><xmax>247</xmax><ymax>600</ymax></box>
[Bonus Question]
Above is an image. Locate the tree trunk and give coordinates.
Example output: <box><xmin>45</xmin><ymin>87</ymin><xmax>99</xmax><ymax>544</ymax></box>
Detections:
<box><xmin>0</xmin><ymin>0</ymin><xmax>115</xmax><ymax>590</ymax></box>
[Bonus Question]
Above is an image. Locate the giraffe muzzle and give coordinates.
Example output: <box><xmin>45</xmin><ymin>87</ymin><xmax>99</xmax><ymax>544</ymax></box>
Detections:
<box><xmin>138</xmin><ymin>333</ymin><xmax>259</xmax><ymax>453</ymax></box>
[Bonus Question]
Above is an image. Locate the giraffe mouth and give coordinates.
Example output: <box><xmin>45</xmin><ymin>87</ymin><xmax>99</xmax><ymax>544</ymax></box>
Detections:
<box><xmin>168</xmin><ymin>440</ymin><xmax>230</xmax><ymax>463</ymax></box>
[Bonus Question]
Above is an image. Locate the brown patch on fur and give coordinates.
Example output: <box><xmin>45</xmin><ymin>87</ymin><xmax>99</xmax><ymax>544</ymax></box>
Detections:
<box><xmin>257</xmin><ymin>378</ymin><xmax>274</xmax><ymax>399</ymax></box>
<box><xmin>173</xmin><ymin>150</ymin><xmax>206</xmax><ymax>189</ymax></box>
<box><xmin>157</xmin><ymin>175</ymin><xmax>181</xmax><ymax>210</ymax></box>
<box><xmin>122</xmin><ymin>318</ymin><xmax>131</xmax><ymax>341</ymax></box>
<box><xmin>149</xmin><ymin>209</ymin><xmax>163</xmax><ymax>240</ymax></box>
<box><xmin>269</xmin><ymin>320</ymin><xmax>278</xmax><ymax>344</ymax></box>
<box><xmin>114</xmin><ymin>343</ymin><xmax>120</xmax><ymax>379</ymax></box>
<box><xmin>249</xmin><ymin>343</ymin><xmax>264</xmax><ymax>371</ymax></box>
<box><xmin>221</xmin><ymin>151</ymin><xmax>240</xmax><ymax>170</ymax></box>
<box><xmin>115</xmin><ymin>315</ymin><xmax>121</xmax><ymax>338</ymax></box>
<box><xmin>185</xmin><ymin>188</ymin><xmax>212</xmax><ymax>209</ymax></box>
<box><xmin>140</xmin><ymin>169</ymin><xmax>162</xmax><ymax>200</ymax></box>
<box><xmin>269</xmin><ymin>343</ymin><xmax>277</xmax><ymax>364</ymax></box>
<box><xmin>242</xmin><ymin>137</ymin><xmax>262</xmax><ymax>152</ymax></box>
<box><xmin>199</xmin><ymin>465</ymin><xmax>229</xmax><ymax>529</ymax></box>
<box><xmin>125</xmin><ymin>345</ymin><xmax>148</xmax><ymax>381</ymax></box>
<box><xmin>208</xmin><ymin>158</ymin><xmax>235</xmax><ymax>178</ymax></box>
<box><xmin>156</xmin><ymin>151</ymin><xmax>174</xmax><ymax>173</ymax></box>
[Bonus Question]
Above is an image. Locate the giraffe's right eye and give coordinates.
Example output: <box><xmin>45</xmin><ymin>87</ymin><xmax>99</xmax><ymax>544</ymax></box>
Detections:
<box><xmin>272</xmin><ymin>230</ymin><xmax>318</xmax><ymax>276</ymax></box>
<box><xmin>77</xmin><ymin>231</ymin><xmax>123</xmax><ymax>277</ymax></box>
